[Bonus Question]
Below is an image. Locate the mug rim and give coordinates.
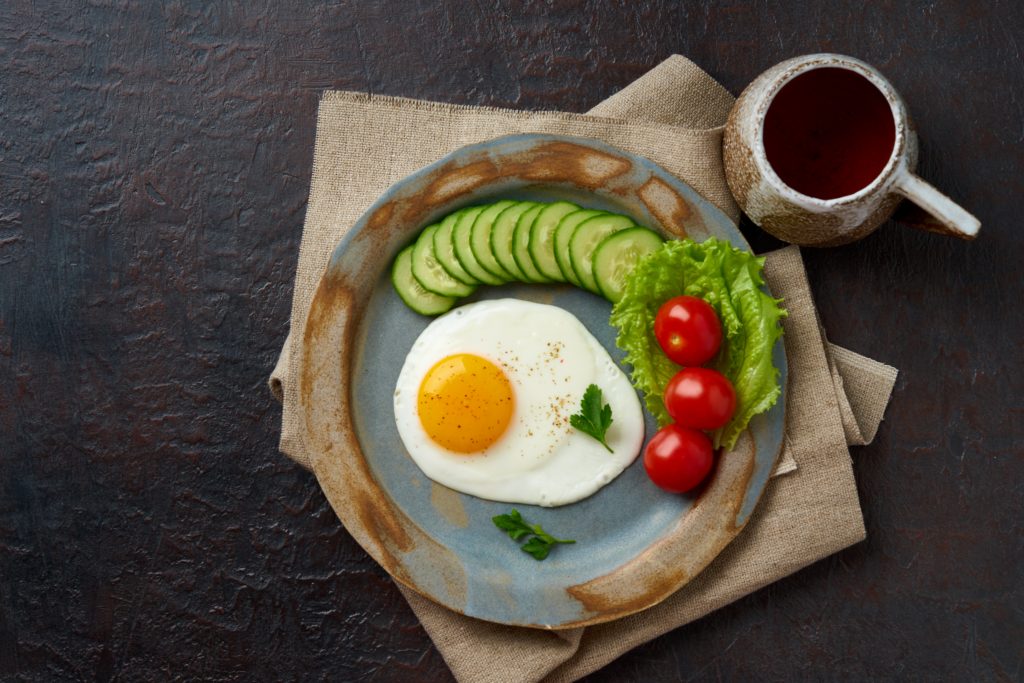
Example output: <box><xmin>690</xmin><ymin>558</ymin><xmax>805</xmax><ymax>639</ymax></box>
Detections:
<box><xmin>754</xmin><ymin>53</ymin><xmax>909</xmax><ymax>209</ymax></box>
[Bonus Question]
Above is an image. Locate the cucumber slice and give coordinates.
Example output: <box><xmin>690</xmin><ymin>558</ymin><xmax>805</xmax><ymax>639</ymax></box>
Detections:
<box><xmin>469</xmin><ymin>199</ymin><xmax>516</xmax><ymax>281</ymax></box>
<box><xmin>512</xmin><ymin>204</ymin><xmax>549</xmax><ymax>283</ymax></box>
<box><xmin>393</xmin><ymin>245</ymin><xmax>457</xmax><ymax>315</ymax></box>
<box><xmin>568</xmin><ymin>214</ymin><xmax>635</xmax><ymax>293</ymax></box>
<box><xmin>592</xmin><ymin>227</ymin><xmax>665</xmax><ymax>303</ymax></box>
<box><xmin>452</xmin><ymin>206</ymin><xmax>503</xmax><ymax>285</ymax></box>
<box><xmin>553</xmin><ymin>209</ymin><xmax>606</xmax><ymax>286</ymax></box>
<box><xmin>412</xmin><ymin>225</ymin><xmax>477</xmax><ymax>297</ymax></box>
<box><xmin>528</xmin><ymin>201</ymin><xmax>579</xmax><ymax>282</ymax></box>
<box><xmin>433</xmin><ymin>211</ymin><xmax>479</xmax><ymax>285</ymax></box>
<box><xmin>490</xmin><ymin>201</ymin><xmax>536</xmax><ymax>281</ymax></box>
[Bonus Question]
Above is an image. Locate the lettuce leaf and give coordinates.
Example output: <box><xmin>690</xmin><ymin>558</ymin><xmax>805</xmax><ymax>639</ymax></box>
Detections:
<box><xmin>609</xmin><ymin>238</ymin><xmax>786</xmax><ymax>451</ymax></box>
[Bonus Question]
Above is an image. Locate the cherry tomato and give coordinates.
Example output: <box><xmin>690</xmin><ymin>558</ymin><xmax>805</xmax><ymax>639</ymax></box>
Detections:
<box><xmin>664</xmin><ymin>367</ymin><xmax>736</xmax><ymax>430</ymax></box>
<box><xmin>653</xmin><ymin>296</ymin><xmax>722</xmax><ymax>366</ymax></box>
<box><xmin>643</xmin><ymin>424</ymin><xmax>715</xmax><ymax>493</ymax></box>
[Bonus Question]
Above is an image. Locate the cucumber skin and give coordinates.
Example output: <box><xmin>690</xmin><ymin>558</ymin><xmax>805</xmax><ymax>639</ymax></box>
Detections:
<box><xmin>592</xmin><ymin>227</ymin><xmax>664</xmax><ymax>303</ymax></box>
<box><xmin>512</xmin><ymin>204</ymin><xmax>550</xmax><ymax>283</ymax></box>
<box><xmin>411</xmin><ymin>225</ymin><xmax>476</xmax><ymax>297</ymax></box>
<box><xmin>452</xmin><ymin>206</ymin><xmax>503</xmax><ymax>285</ymax></box>
<box><xmin>554</xmin><ymin>209</ymin><xmax>605</xmax><ymax>286</ymax></box>
<box><xmin>433</xmin><ymin>211</ymin><xmax>479</xmax><ymax>286</ymax></box>
<box><xmin>470</xmin><ymin>199</ymin><xmax>517</xmax><ymax>281</ymax></box>
<box><xmin>568</xmin><ymin>215</ymin><xmax>635</xmax><ymax>293</ymax></box>
<box><xmin>392</xmin><ymin>246</ymin><xmax>457</xmax><ymax>316</ymax></box>
<box><xmin>490</xmin><ymin>202</ymin><xmax>535</xmax><ymax>281</ymax></box>
<box><xmin>528</xmin><ymin>201</ymin><xmax>579</xmax><ymax>282</ymax></box>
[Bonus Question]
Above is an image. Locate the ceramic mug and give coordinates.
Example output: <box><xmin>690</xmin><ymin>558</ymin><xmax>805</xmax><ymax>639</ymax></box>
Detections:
<box><xmin>723</xmin><ymin>54</ymin><xmax>980</xmax><ymax>246</ymax></box>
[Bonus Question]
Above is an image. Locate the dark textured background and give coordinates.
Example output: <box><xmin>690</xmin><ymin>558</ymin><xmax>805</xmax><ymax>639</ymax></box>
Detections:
<box><xmin>1</xmin><ymin>1</ymin><xmax>1021</xmax><ymax>681</ymax></box>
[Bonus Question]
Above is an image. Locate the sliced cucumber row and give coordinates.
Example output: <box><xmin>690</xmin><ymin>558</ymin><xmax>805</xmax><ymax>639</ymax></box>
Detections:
<box><xmin>393</xmin><ymin>200</ymin><xmax>665</xmax><ymax>314</ymax></box>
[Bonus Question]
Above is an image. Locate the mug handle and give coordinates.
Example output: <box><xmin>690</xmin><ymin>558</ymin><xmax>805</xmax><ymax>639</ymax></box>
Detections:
<box><xmin>893</xmin><ymin>172</ymin><xmax>980</xmax><ymax>240</ymax></box>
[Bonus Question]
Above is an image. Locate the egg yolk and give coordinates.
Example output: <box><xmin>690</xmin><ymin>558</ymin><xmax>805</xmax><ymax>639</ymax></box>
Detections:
<box><xmin>417</xmin><ymin>353</ymin><xmax>515</xmax><ymax>453</ymax></box>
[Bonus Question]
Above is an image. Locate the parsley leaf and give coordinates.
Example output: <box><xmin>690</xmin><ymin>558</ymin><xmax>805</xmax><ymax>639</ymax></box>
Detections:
<box><xmin>569</xmin><ymin>384</ymin><xmax>614</xmax><ymax>452</ymax></box>
<box><xmin>492</xmin><ymin>509</ymin><xmax>575</xmax><ymax>561</ymax></box>
<box><xmin>492</xmin><ymin>508</ymin><xmax>532</xmax><ymax>540</ymax></box>
<box><xmin>521</xmin><ymin>536</ymin><xmax>555</xmax><ymax>560</ymax></box>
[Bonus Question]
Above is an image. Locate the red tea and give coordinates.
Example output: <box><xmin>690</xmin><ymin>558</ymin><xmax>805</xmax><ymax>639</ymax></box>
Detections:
<box><xmin>762</xmin><ymin>67</ymin><xmax>896</xmax><ymax>200</ymax></box>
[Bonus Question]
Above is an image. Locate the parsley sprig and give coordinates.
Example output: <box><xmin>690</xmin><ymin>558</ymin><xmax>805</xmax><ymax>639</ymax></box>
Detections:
<box><xmin>492</xmin><ymin>509</ymin><xmax>575</xmax><ymax>561</ymax></box>
<box><xmin>569</xmin><ymin>384</ymin><xmax>614</xmax><ymax>452</ymax></box>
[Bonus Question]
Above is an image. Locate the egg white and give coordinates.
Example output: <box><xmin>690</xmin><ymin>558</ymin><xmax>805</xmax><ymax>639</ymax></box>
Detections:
<box><xmin>393</xmin><ymin>299</ymin><xmax>644</xmax><ymax>507</ymax></box>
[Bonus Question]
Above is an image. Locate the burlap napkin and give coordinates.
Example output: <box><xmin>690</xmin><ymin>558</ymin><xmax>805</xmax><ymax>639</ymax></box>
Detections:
<box><xmin>269</xmin><ymin>56</ymin><xmax>898</xmax><ymax>682</ymax></box>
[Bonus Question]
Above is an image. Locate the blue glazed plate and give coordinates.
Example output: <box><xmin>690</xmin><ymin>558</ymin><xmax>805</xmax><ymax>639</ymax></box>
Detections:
<box><xmin>299</xmin><ymin>134</ymin><xmax>787</xmax><ymax>628</ymax></box>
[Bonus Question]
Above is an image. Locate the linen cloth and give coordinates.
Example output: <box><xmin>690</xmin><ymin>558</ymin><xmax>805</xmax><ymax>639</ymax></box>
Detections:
<box><xmin>268</xmin><ymin>56</ymin><xmax>898</xmax><ymax>682</ymax></box>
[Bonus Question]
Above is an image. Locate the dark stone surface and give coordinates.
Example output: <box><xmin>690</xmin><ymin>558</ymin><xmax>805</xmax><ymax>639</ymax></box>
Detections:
<box><xmin>1</xmin><ymin>1</ymin><xmax>1021</xmax><ymax>681</ymax></box>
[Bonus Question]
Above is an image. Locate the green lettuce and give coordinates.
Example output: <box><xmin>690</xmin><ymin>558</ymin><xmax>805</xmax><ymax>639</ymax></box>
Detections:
<box><xmin>609</xmin><ymin>238</ymin><xmax>786</xmax><ymax>451</ymax></box>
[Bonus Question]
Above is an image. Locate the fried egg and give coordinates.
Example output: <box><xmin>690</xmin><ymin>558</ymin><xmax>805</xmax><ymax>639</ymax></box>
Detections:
<box><xmin>393</xmin><ymin>299</ymin><xmax>644</xmax><ymax>507</ymax></box>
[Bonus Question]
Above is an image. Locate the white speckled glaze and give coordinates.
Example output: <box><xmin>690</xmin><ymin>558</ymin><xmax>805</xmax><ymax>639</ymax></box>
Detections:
<box><xmin>724</xmin><ymin>53</ymin><xmax>980</xmax><ymax>246</ymax></box>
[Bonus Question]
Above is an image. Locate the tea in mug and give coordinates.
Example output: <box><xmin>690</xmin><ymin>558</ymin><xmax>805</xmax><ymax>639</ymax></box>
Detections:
<box><xmin>762</xmin><ymin>67</ymin><xmax>896</xmax><ymax>200</ymax></box>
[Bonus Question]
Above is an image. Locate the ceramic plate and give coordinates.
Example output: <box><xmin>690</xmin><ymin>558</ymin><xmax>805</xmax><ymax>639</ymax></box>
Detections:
<box><xmin>299</xmin><ymin>134</ymin><xmax>787</xmax><ymax>628</ymax></box>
